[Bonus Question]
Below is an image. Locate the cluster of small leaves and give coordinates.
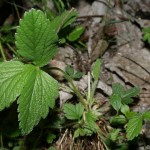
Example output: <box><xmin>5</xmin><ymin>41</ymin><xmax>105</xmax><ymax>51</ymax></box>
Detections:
<box><xmin>44</xmin><ymin>6</ymin><xmax>85</xmax><ymax>48</ymax></box>
<box><xmin>109</xmin><ymin>83</ymin><xmax>150</xmax><ymax>141</ymax></box>
<box><xmin>110</xmin><ymin>83</ymin><xmax>140</xmax><ymax>111</ymax></box>
<box><xmin>143</xmin><ymin>26</ymin><xmax>150</xmax><ymax>44</ymax></box>
<box><xmin>63</xmin><ymin>103</ymin><xmax>99</xmax><ymax>138</ymax></box>
<box><xmin>0</xmin><ymin>8</ymin><xmax>78</xmax><ymax>134</ymax></box>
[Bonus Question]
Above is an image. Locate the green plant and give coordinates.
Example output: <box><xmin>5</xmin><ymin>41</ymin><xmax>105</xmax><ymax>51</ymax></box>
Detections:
<box><xmin>62</xmin><ymin>59</ymin><xmax>109</xmax><ymax>149</ymax></box>
<box><xmin>0</xmin><ymin>7</ymin><xmax>150</xmax><ymax>150</ymax></box>
<box><xmin>143</xmin><ymin>26</ymin><xmax>150</xmax><ymax>44</ymax></box>
<box><xmin>41</xmin><ymin>0</ymin><xmax>86</xmax><ymax>49</ymax></box>
<box><xmin>62</xmin><ymin>65</ymin><xmax>150</xmax><ymax>149</ymax></box>
<box><xmin>108</xmin><ymin>83</ymin><xmax>150</xmax><ymax>142</ymax></box>
<box><xmin>0</xmin><ymin>8</ymin><xmax>77</xmax><ymax>135</ymax></box>
<box><xmin>52</xmin><ymin>0</ymin><xmax>72</xmax><ymax>13</ymax></box>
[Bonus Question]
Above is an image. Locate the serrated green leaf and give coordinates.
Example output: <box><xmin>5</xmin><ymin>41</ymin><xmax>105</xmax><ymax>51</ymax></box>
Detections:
<box><xmin>125</xmin><ymin>111</ymin><xmax>137</xmax><ymax>119</ymax></box>
<box><xmin>126</xmin><ymin>114</ymin><xmax>143</xmax><ymax>140</ymax></box>
<box><xmin>15</xmin><ymin>8</ymin><xmax>58</xmax><ymax>67</ymax></box>
<box><xmin>122</xmin><ymin>97</ymin><xmax>133</xmax><ymax>105</ymax></box>
<box><xmin>86</xmin><ymin>110</ymin><xmax>98</xmax><ymax>121</ymax></box>
<box><xmin>67</xmin><ymin>26</ymin><xmax>85</xmax><ymax>42</ymax></box>
<box><xmin>110</xmin><ymin>115</ymin><xmax>127</xmax><ymax>126</ymax></box>
<box><xmin>143</xmin><ymin>110</ymin><xmax>150</xmax><ymax>121</ymax></box>
<box><xmin>83</xmin><ymin>111</ymin><xmax>99</xmax><ymax>134</ymax></box>
<box><xmin>82</xmin><ymin>128</ymin><xmax>94</xmax><ymax>136</ymax></box>
<box><xmin>74</xmin><ymin>128</ymin><xmax>85</xmax><ymax>138</ymax></box>
<box><xmin>0</xmin><ymin>61</ymin><xmax>30</xmax><ymax>111</ymax></box>
<box><xmin>92</xmin><ymin>59</ymin><xmax>101</xmax><ymax>81</ymax></box>
<box><xmin>50</xmin><ymin>8</ymin><xmax>78</xmax><ymax>33</ymax></box>
<box><xmin>109</xmin><ymin>94</ymin><xmax>122</xmax><ymax>111</ymax></box>
<box><xmin>18</xmin><ymin>65</ymin><xmax>58</xmax><ymax>134</ymax></box>
<box><xmin>63</xmin><ymin>103</ymin><xmax>84</xmax><ymax>120</ymax></box>
<box><xmin>122</xmin><ymin>87</ymin><xmax>140</xmax><ymax>104</ymax></box>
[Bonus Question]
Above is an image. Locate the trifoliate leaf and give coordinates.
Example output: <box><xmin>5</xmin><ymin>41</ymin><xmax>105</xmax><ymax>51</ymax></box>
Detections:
<box><xmin>50</xmin><ymin>8</ymin><xmax>78</xmax><ymax>33</ymax></box>
<box><xmin>109</xmin><ymin>94</ymin><xmax>122</xmax><ymax>111</ymax></box>
<box><xmin>0</xmin><ymin>61</ymin><xmax>30</xmax><ymax>111</ymax></box>
<box><xmin>18</xmin><ymin>65</ymin><xmax>58</xmax><ymax>134</ymax></box>
<box><xmin>63</xmin><ymin>103</ymin><xmax>84</xmax><ymax>120</ymax></box>
<box><xmin>67</xmin><ymin>26</ymin><xmax>85</xmax><ymax>42</ymax></box>
<box><xmin>126</xmin><ymin>114</ymin><xmax>143</xmax><ymax>140</ymax></box>
<box><xmin>15</xmin><ymin>8</ymin><xmax>58</xmax><ymax>67</ymax></box>
<box><xmin>112</xmin><ymin>84</ymin><xmax>140</xmax><ymax>105</ymax></box>
<box><xmin>143</xmin><ymin>110</ymin><xmax>150</xmax><ymax>121</ymax></box>
<box><xmin>122</xmin><ymin>87</ymin><xmax>140</xmax><ymax>104</ymax></box>
<box><xmin>92</xmin><ymin>59</ymin><xmax>101</xmax><ymax>81</ymax></box>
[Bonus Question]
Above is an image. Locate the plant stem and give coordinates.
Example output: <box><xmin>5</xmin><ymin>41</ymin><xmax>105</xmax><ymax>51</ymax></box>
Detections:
<box><xmin>7</xmin><ymin>43</ymin><xmax>19</xmax><ymax>57</ymax></box>
<box><xmin>50</xmin><ymin>67</ymin><xmax>88</xmax><ymax>110</ymax></box>
<box><xmin>0</xmin><ymin>42</ymin><xmax>7</xmax><ymax>61</ymax></box>
<box><xmin>87</xmin><ymin>72</ymin><xmax>91</xmax><ymax>103</ymax></box>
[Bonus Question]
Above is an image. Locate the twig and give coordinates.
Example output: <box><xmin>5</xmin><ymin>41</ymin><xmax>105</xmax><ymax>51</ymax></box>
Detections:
<box><xmin>58</xmin><ymin>129</ymin><xmax>68</xmax><ymax>147</ymax></box>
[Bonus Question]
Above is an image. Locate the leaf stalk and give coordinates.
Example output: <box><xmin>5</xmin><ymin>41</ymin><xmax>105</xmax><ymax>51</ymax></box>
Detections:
<box><xmin>50</xmin><ymin>67</ymin><xmax>88</xmax><ymax>110</ymax></box>
<box><xmin>0</xmin><ymin>42</ymin><xmax>7</xmax><ymax>61</ymax></box>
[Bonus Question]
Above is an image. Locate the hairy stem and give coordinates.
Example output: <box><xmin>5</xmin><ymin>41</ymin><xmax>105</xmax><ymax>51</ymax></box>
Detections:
<box><xmin>90</xmin><ymin>79</ymin><xmax>98</xmax><ymax>100</ymax></box>
<box><xmin>0</xmin><ymin>42</ymin><xmax>6</xmax><ymax>61</ymax></box>
<box><xmin>50</xmin><ymin>67</ymin><xmax>88</xmax><ymax>110</ymax></box>
<box><xmin>7</xmin><ymin>43</ymin><xmax>19</xmax><ymax>57</ymax></box>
